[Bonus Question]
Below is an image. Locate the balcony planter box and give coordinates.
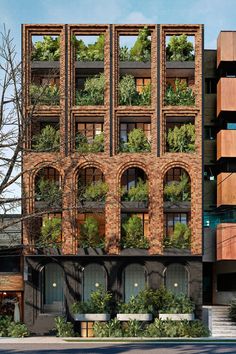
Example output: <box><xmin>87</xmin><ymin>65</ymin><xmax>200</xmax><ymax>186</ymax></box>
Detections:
<box><xmin>35</xmin><ymin>200</ymin><xmax>61</xmax><ymax>210</ymax></box>
<box><xmin>116</xmin><ymin>313</ymin><xmax>152</xmax><ymax>321</ymax></box>
<box><xmin>159</xmin><ymin>313</ymin><xmax>194</xmax><ymax>321</ymax></box>
<box><xmin>164</xmin><ymin>201</ymin><xmax>190</xmax><ymax>211</ymax></box>
<box><xmin>77</xmin><ymin>201</ymin><xmax>105</xmax><ymax>210</ymax></box>
<box><xmin>73</xmin><ymin>313</ymin><xmax>110</xmax><ymax>321</ymax></box>
<box><xmin>121</xmin><ymin>201</ymin><xmax>148</xmax><ymax>210</ymax></box>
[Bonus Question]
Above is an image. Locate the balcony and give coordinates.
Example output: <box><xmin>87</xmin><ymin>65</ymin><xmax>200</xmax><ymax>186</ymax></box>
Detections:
<box><xmin>217</xmin><ymin>130</ymin><xmax>236</xmax><ymax>159</ymax></box>
<box><xmin>217</xmin><ymin>173</ymin><xmax>236</xmax><ymax>207</ymax></box>
<box><xmin>217</xmin><ymin>31</ymin><xmax>236</xmax><ymax>67</ymax></box>
<box><xmin>217</xmin><ymin>78</ymin><xmax>236</xmax><ymax>117</ymax></box>
<box><xmin>217</xmin><ymin>223</ymin><xmax>236</xmax><ymax>260</ymax></box>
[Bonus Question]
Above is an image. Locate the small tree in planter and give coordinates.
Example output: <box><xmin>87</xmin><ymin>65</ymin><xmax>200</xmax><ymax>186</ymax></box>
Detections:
<box><xmin>32</xmin><ymin>125</ymin><xmax>60</xmax><ymax>152</ymax></box>
<box><xmin>79</xmin><ymin>181</ymin><xmax>108</xmax><ymax>203</ymax></box>
<box><xmin>73</xmin><ymin>34</ymin><xmax>104</xmax><ymax>62</ymax></box>
<box><xmin>31</xmin><ymin>36</ymin><xmax>60</xmax><ymax>61</ymax></box>
<box><xmin>120</xmin><ymin>128</ymin><xmax>151</xmax><ymax>153</ymax></box>
<box><xmin>119</xmin><ymin>75</ymin><xmax>151</xmax><ymax>106</ymax></box>
<box><xmin>119</xmin><ymin>26</ymin><xmax>151</xmax><ymax>62</ymax></box>
<box><xmin>76</xmin><ymin>73</ymin><xmax>105</xmax><ymax>105</ymax></box>
<box><xmin>75</xmin><ymin>132</ymin><xmax>104</xmax><ymax>153</ymax></box>
<box><xmin>159</xmin><ymin>294</ymin><xmax>195</xmax><ymax>321</ymax></box>
<box><xmin>30</xmin><ymin>84</ymin><xmax>60</xmax><ymax>106</ymax></box>
<box><xmin>35</xmin><ymin>178</ymin><xmax>61</xmax><ymax>208</ymax></box>
<box><xmin>79</xmin><ymin>216</ymin><xmax>105</xmax><ymax>249</ymax></box>
<box><xmin>164</xmin><ymin>173</ymin><xmax>190</xmax><ymax>202</ymax></box>
<box><xmin>166</xmin><ymin>34</ymin><xmax>194</xmax><ymax>62</ymax></box>
<box><xmin>121</xmin><ymin>215</ymin><xmax>149</xmax><ymax>249</ymax></box>
<box><xmin>167</xmin><ymin>123</ymin><xmax>195</xmax><ymax>152</ymax></box>
<box><xmin>164</xmin><ymin>222</ymin><xmax>191</xmax><ymax>249</ymax></box>
<box><xmin>37</xmin><ymin>217</ymin><xmax>62</xmax><ymax>251</ymax></box>
<box><xmin>165</xmin><ymin>79</ymin><xmax>195</xmax><ymax>106</ymax></box>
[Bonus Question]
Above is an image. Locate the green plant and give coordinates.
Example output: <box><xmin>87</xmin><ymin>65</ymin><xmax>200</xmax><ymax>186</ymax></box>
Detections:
<box><xmin>75</xmin><ymin>132</ymin><xmax>104</xmax><ymax>153</ymax></box>
<box><xmin>54</xmin><ymin>316</ymin><xmax>74</xmax><ymax>337</ymax></box>
<box><xmin>119</xmin><ymin>75</ymin><xmax>151</xmax><ymax>106</ymax></box>
<box><xmin>159</xmin><ymin>294</ymin><xmax>195</xmax><ymax>314</ymax></box>
<box><xmin>120</xmin><ymin>129</ymin><xmax>151</xmax><ymax>153</ymax></box>
<box><xmin>0</xmin><ymin>316</ymin><xmax>12</xmax><ymax>337</ymax></box>
<box><xmin>31</xmin><ymin>36</ymin><xmax>60</xmax><ymax>61</ymax></box>
<box><xmin>121</xmin><ymin>179</ymin><xmax>148</xmax><ymax>202</ymax></box>
<box><xmin>73</xmin><ymin>34</ymin><xmax>104</xmax><ymax>61</ymax></box>
<box><xmin>35</xmin><ymin>178</ymin><xmax>61</xmax><ymax>206</ymax></box>
<box><xmin>167</xmin><ymin>123</ymin><xmax>195</xmax><ymax>152</ymax></box>
<box><xmin>38</xmin><ymin>217</ymin><xmax>62</xmax><ymax>249</ymax></box>
<box><xmin>123</xmin><ymin>319</ymin><xmax>143</xmax><ymax>337</ymax></box>
<box><xmin>118</xmin><ymin>291</ymin><xmax>154</xmax><ymax>314</ymax></box>
<box><xmin>76</xmin><ymin>73</ymin><xmax>105</xmax><ymax>105</ymax></box>
<box><xmin>121</xmin><ymin>215</ymin><xmax>149</xmax><ymax>249</ymax></box>
<box><xmin>229</xmin><ymin>300</ymin><xmax>236</xmax><ymax>321</ymax></box>
<box><xmin>165</xmin><ymin>80</ymin><xmax>195</xmax><ymax>106</ymax></box>
<box><xmin>166</xmin><ymin>34</ymin><xmax>194</xmax><ymax>62</ymax></box>
<box><xmin>30</xmin><ymin>84</ymin><xmax>60</xmax><ymax>105</ymax></box>
<box><xmin>119</xmin><ymin>27</ymin><xmax>151</xmax><ymax>62</ymax></box>
<box><xmin>164</xmin><ymin>173</ymin><xmax>190</xmax><ymax>202</ymax></box>
<box><xmin>93</xmin><ymin>319</ymin><xmax>123</xmax><ymax>337</ymax></box>
<box><xmin>79</xmin><ymin>181</ymin><xmax>108</xmax><ymax>202</ymax></box>
<box><xmin>7</xmin><ymin>322</ymin><xmax>30</xmax><ymax>338</ymax></box>
<box><xmin>71</xmin><ymin>287</ymin><xmax>112</xmax><ymax>314</ymax></box>
<box><xmin>164</xmin><ymin>222</ymin><xmax>191</xmax><ymax>249</ymax></box>
<box><xmin>32</xmin><ymin>125</ymin><xmax>60</xmax><ymax>152</ymax></box>
<box><xmin>79</xmin><ymin>216</ymin><xmax>104</xmax><ymax>248</ymax></box>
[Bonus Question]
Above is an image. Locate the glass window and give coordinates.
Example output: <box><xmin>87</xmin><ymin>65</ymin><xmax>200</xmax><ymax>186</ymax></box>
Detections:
<box><xmin>83</xmin><ymin>264</ymin><xmax>106</xmax><ymax>301</ymax></box>
<box><xmin>165</xmin><ymin>263</ymin><xmax>188</xmax><ymax>295</ymax></box>
<box><xmin>227</xmin><ymin>123</ymin><xmax>236</xmax><ymax>130</ymax></box>
<box><xmin>205</xmin><ymin>78</ymin><xmax>217</xmax><ymax>94</ymax></box>
<box><xmin>121</xmin><ymin>168</ymin><xmax>147</xmax><ymax>192</ymax></box>
<box><xmin>123</xmin><ymin>264</ymin><xmax>146</xmax><ymax>302</ymax></box>
<box><xmin>120</xmin><ymin>122</ymin><xmax>151</xmax><ymax>143</ymax></box>
<box><xmin>204</xmin><ymin>126</ymin><xmax>216</xmax><ymax>140</ymax></box>
<box><xmin>164</xmin><ymin>213</ymin><xmax>189</xmax><ymax>237</ymax></box>
<box><xmin>43</xmin><ymin>263</ymin><xmax>64</xmax><ymax>313</ymax></box>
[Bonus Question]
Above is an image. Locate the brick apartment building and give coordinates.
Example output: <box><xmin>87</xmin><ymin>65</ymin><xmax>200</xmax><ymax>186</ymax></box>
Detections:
<box><xmin>0</xmin><ymin>24</ymin><xmax>235</xmax><ymax>335</ymax></box>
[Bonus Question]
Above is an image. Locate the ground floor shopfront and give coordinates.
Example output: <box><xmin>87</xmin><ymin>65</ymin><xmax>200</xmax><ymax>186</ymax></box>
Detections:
<box><xmin>24</xmin><ymin>254</ymin><xmax>202</xmax><ymax>334</ymax></box>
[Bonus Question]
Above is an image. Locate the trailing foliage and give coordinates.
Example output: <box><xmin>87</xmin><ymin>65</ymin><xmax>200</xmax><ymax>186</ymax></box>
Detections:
<box><xmin>120</xmin><ymin>128</ymin><xmax>151</xmax><ymax>153</ymax></box>
<box><xmin>79</xmin><ymin>180</ymin><xmax>108</xmax><ymax>202</ymax></box>
<box><xmin>164</xmin><ymin>173</ymin><xmax>190</xmax><ymax>202</ymax></box>
<box><xmin>166</xmin><ymin>34</ymin><xmax>194</xmax><ymax>62</ymax></box>
<box><xmin>229</xmin><ymin>300</ymin><xmax>236</xmax><ymax>321</ymax></box>
<box><xmin>71</xmin><ymin>287</ymin><xmax>112</xmax><ymax>314</ymax></box>
<box><xmin>165</xmin><ymin>79</ymin><xmax>195</xmax><ymax>106</ymax></box>
<box><xmin>119</xmin><ymin>75</ymin><xmax>151</xmax><ymax>106</ymax></box>
<box><xmin>121</xmin><ymin>178</ymin><xmax>148</xmax><ymax>202</ymax></box>
<box><xmin>121</xmin><ymin>215</ymin><xmax>149</xmax><ymax>249</ymax></box>
<box><xmin>35</xmin><ymin>178</ymin><xmax>61</xmax><ymax>206</ymax></box>
<box><xmin>93</xmin><ymin>318</ymin><xmax>123</xmax><ymax>337</ymax></box>
<box><xmin>32</xmin><ymin>125</ymin><xmax>60</xmax><ymax>152</ymax></box>
<box><xmin>54</xmin><ymin>316</ymin><xmax>75</xmax><ymax>337</ymax></box>
<box><xmin>75</xmin><ymin>132</ymin><xmax>104</xmax><ymax>153</ymax></box>
<box><xmin>0</xmin><ymin>316</ymin><xmax>29</xmax><ymax>338</ymax></box>
<box><xmin>119</xmin><ymin>27</ymin><xmax>151</xmax><ymax>62</ymax></box>
<box><xmin>79</xmin><ymin>216</ymin><xmax>104</xmax><ymax>248</ymax></box>
<box><xmin>30</xmin><ymin>84</ymin><xmax>60</xmax><ymax>106</ymax></box>
<box><xmin>164</xmin><ymin>222</ymin><xmax>191</xmax><ymax>249</ymax></box>
<box><xmin>31</xmin><ymin>36</ymin><xmax>60</xmax><ymax>61</ymax></box>
<box><xmin>38</xmin><ymin>217</ymin><xmax>62</xmax><ymax>249</ymax></box>
<box><xmin>73</xmin><ymin>34</ymin><xmax>104</xmax><ymax>61</ymax></box>
<box><xmin>76</xmin><ymin>73</ymin><xmax>105</xmax><ymax>105</ymax></box>
<box><xmin>167</xmin><ymin>123</ymin><xmax>195</xmax><ymax>152</ymax></box>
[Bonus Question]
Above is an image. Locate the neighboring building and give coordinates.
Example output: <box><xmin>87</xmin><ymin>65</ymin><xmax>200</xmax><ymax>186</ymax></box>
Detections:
<box><xmin>22</xmin><ymin>24</ymin><xmax>203</xmax><ymax>334</ymax></box>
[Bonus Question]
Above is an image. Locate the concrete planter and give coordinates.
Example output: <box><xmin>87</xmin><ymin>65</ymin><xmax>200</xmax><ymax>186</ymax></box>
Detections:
<box><xmin>73</xmin><ymin>313</ymin><xmax>110</xmax><ymax>321</ymax></box>
<box><xmin>117</xmin><ymin>313</ymin><xmax>153</xmax><ymax>321</ymax></box>
<box><xmin>121</xmin><ymin>201</ymin><xmax>148</xmax><ymax>210</ymax></box>
<box><xmin>159</xmin><ymin>313</ymin><xmax>194</xmax><ymax>321</ymax></box>
<box><xmin>78</xmin><ymin>201</ymin><xmax>105</xmax><ymax>210</ymax></box>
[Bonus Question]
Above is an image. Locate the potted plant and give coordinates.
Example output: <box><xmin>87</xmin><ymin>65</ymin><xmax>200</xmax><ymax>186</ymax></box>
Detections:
<box><xmin>121</xmin><ymin>178</ymin><xmax>148</xmax><ymax>209</ymax></box>
<box><xmin>120</xmin><ymin>128</ymin><xmax>151</xmax><ymax>153</ymax></box>
<box><xmin>32</xmin><ymin>125</ymin><xmax>60</xmax><ymax>152</ymax></box>
<box><xmin>78</xmin><ymin>180</ymin><xmax>108</xmax><ymax>210</ymax></box>
<box><xmin>119</xmin><ymin>74</ymin><xmax>151</xmax><ymax>106</ymax></box>
<box><xmin>166</xmin><ymin>34</ymin><xmax>194</xmax><ymax>62</ymax></box>
<box><xmin>121</xmin><ymin>215</ymin><xmax>149</xmax><ymax>250</ymax></box>
<box><xmin>119</xmin><ymin>26</ymin><xmax>151</xmax><ymax>62</ymax></box>
<box><xmin>71</xmin><ymin>287</ymin><xmax>112</xmax><ymax>337</ymax></box>
<box><xmin>164</xmin><ymin>173</ymin><xmax>191</xmax><ymax>211</ymax></box>
<box><xmin>75</xmin><ymin>73</ymin><xmax>105</xmax><ymax>106</ymax></box>
<box><xmin>166</xmin><ymin>123</ymin><xmax>195</xmax><ymax>153</ymax></box>
<box><xmin>164</xmin><ymin>222</ymin><xmax>191</xmax><ymax>250</ymax></box>
<box><xmin>30</xmin><ymin>83</ymin><xmax>60</xmax><ymax>106</ymax></box>
<box><xmin>78</xmin><ymin>216</ymin><xmax>105</xmax><ymax>250</ymax></box>
<box><xmin>165</xmin><ymin>79</ymin><xmax>195</xmax><ymax>106</ymax></box>
<box><xmin>36</xmin><ymin>217</ymin><xmax>62</xmax><ymax>254</ymax></box>
<box><xmin>75</xmin><ymin>132</ymin><xmax>104</xmax><ymax>153</ymax></box>
<box><xmin>35</xmin><ymin>178</ymin><xmax>62</xmax><ymax>210</ymax></box>
<box><xmin>159</xmin><ymin>294</ymin><xmax>195</xmax><ymax>321</ymax></box>
<box><xmin>31</xmin><ymin>36</ymin><xmax>60</xmax><ymax>61</ymax></box>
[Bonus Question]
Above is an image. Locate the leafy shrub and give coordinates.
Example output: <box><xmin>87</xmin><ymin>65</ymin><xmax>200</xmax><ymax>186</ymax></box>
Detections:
<box><xmin>119</xmin><ymin>75</ymin><xmax>151</xmax><ymax>106</ymax></box>
<box><xmin>32</xmin><ymin>125</ymin><xmax>60</xmax><ymax>152</ymax></box>
<box><xmin>35</xmin><ymin>178</ymin><xmax>61</xmax><ymax>206</ymax></box>
<box><xmin>31</xmin><ymin>36</ymin><xmax>60</xmax><ymax>61</ymax></box>
<box><xmin>7</xmin><ymin>322</ymin><xmax>30</xmax><ymax>338</ymax></box>
<box><xmin>123</xmin><ymin>320</ymin><xmax>143</xmax><ymax>337</ymax></box>
<box><xmin>229</xmin><ymin>300</ymin><xmax>236</xmax><ymax>321</ymax></box>
<box><xmin>71</xmin><ymin>287</ymin><xmax>112</xmax><ymax>314</ymax></box>
<box><xmin>118</xmin><ymin>290</ymin><xmax>155</xmax><ymax>314</ymax></box>
<box><xmin>166</xmin><ymin>35</ymin><xmax>194</xmax><ymax>62</ymax></box>
<box><xmin>93</xmin><ymin>319</ymin><xmax>123</xmax><ymax>337</ymax></box>
<box><xmin>121</xmin><ymin>179</ymin><xmax>148</xmax><ymax>202</ymax></box>
<box><xmin>39</xmin><ymin>217</ymin><xmax>62</xmax><ymax>249</ymax></box>
<box><xmin>75</xmin><ymin>132</ymin><xmax>104</xmax><ymax>153</ymax></box>
<box><xmin>0</xmin><ymin>316</ymin><xmax>12</xmax><ymax>337</ymax></box>
<box><xmin>167</xmin><ymin>123</ymin><xmax>195</xmax><ymax>152</ymax></box>
<box><xmin>165</xmin><ymin>79</ymin><xmax>195</xmax><ymax>106</ymax></box>
<box><xmin>164</xmin><ymin>173</ymin><xmax>190</xmax><ymax>202</ymax></box>
<box><xmin>164</xmin><ymin>222</ymin><xmax>191</xmax><ymax>249</ymax></box>
<box><xmin>119</xmin><ymin>27</ymin><xmax>151</xmax><ymax>62</ymax></box>
<box><xmin>120</xmin><ymin>129</ymin><xmax>151</xmax><ymax>153</ymax></box>
<box><xmin>76</xmin><ymin>73</ymin><xmax>105</xmax><ymax>105</ymax></box>
<box><xmin>159</xmin><ymin>294</ymin><xmax>195</xmax><ymax>314</ymax></box>
<box><xmin>30</xmin><ymin>84</ymin><xmax>60</xmax><ymax>106</ymax></box>
<box><xmin>79</xmin><ymin>216</ymin><xmax>104</xmax><ymax>248</ymax></box>
<box><xmin>121</xmin><ymin>215</ymin><xmax>149</xmax><ymax>249</ymax></box>
<box><xmin>54</xmin><ymin>316</ymin><xmax>74</xmax><ymax>337</ymax></box>
<box><xmin>73</xmin><ymin>34</ymin><xmax>104</xmax><ymax>61</ymax></box>
<box><xmin>79</xmin><ymin>181</ymin><xmax>108</xmax><ymax>202</ymax></box>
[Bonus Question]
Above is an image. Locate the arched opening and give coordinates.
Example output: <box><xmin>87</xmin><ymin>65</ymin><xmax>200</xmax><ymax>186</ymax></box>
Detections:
<box><xmin>163</xmin><ymin>167</ymin><xmax>191</xmax><ymax>249</ymax></box>
<box><xmin>42</xmin><ymin>263</ymin><xmax>64</xmax><ymax>313</ymax></box>
<box><xmin>35</xmin><ymin>166</ymin><xmax>61</xmax><ymax>207</ymax></box>
<box><xmin>123</xmin><ymin>264</ymin><xmax>147</xmax><ymax>302</ymax></box>
<box><xmin>83</xmin><ymin>264</ymin><xmax>106</xmax><ymax>301</ymax></box>
<box><xmin>164</xmin><ymin>263</ymin><xmax>189</xmax><ymax>295</ymax></box>
<box><xmin>77</xmin><ymin>167</ymin><xmax>106</xmax><ymax>203</ymax></box>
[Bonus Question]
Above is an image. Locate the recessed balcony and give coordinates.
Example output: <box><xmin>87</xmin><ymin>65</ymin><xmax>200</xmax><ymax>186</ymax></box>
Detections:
<box><xmin>217</xmin><ymin>78</ymin><xmax>236</xmax><ymax>117</ymax></box>
<box><xmin>217</xmin><ymin>130</ymin><xmax>236</xmax><ymax>159</ymax></box>
<box><xmin>217</xmin><ymin>173</ymin><xmax>236</xmax><ymax>207</ymax></box>
<box><xmin>217</xmin><ymin>223</ymin><xmax>236</xmax><ymax>260</ymax></box>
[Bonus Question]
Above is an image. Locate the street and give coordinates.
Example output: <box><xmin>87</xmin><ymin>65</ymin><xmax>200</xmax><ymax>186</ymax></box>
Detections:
<box><xmin>0</xmin><ymin>342</ymin><xmax>236</xmax><ymax>354</ymax></box>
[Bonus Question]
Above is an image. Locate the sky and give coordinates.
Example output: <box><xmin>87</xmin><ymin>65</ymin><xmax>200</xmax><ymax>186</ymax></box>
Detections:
<box><xmin>0</xmin><ymin>0</ymin><xmax>236</xmax><ymax>55</ymax></box>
